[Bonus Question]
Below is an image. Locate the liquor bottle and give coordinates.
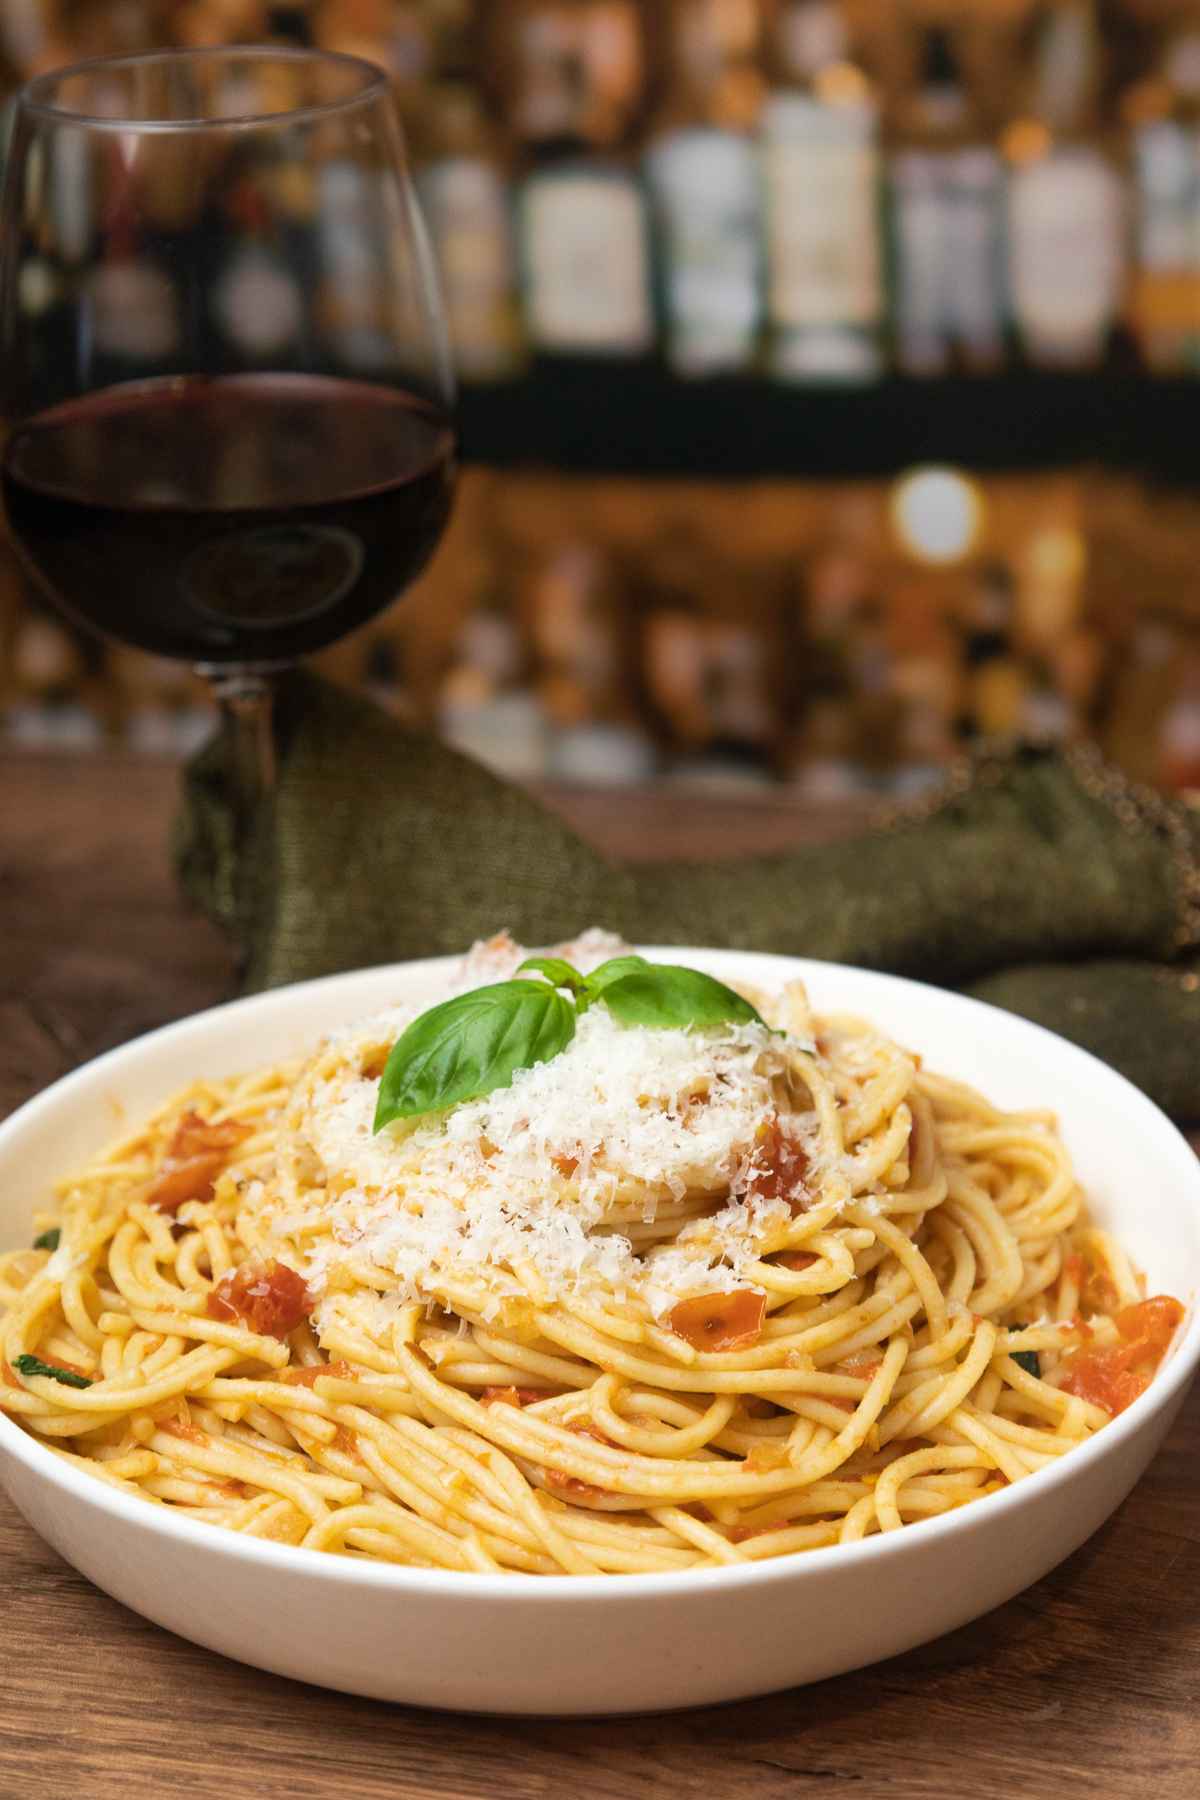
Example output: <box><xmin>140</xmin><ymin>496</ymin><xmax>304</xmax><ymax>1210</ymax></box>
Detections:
<box><xmin>889</xmin><ymin>25</ymin><xmax>1005</xmax><ymax>376</ymax></box>
<box><xmin>417</xmin><ymin>82</ymin><xmax>525</xmax><ymax>382</ymax></box>
<box><xmin>1124</xmin><ymin>25</ymin><xmax>1200</xmax><ymax>374</ymax></box>
<box><xmin>644</xmin><ymin>0</ymin><xmax>764</xmax><ymax>376</ymax></box>
<box><xmin>761</xmin><ymin>0</ymin><xmax>884</xmax><ymax>383</ymax></box>
<box><xmin>507</xmin><ymin>1</ymin><xmax>654</xmax><ymax>358</ymax></box>
<box><xmin>1005</xmin><ymin>1</ymin><xmax>1126</xmax><ymax>371</ymax></box>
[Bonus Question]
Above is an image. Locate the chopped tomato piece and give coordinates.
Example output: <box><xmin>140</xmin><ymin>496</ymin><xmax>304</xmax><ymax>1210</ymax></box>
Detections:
<box><xmin>543</xmin><ymin>1422</ymin><xmax>614</xmax><ymax>1501</ymax></box>
<box><xmin>146</xmin><ymin>1111</ymin><xmax>251</xmax><ymax>1215</ymax></box>
<box><xmin>207</xmin><ymin>1259</ymin><xmax>312</xmax><ymax>1338</ymax></box>
<box><xmin>482</xmin><ymin>1385</ymin><xmax>555</xmax><ymax>1407</ymax></box>
<box><xmin>750</xmin><ymin>1119</ymin><xmax>809</xmax><ymax>1212</ymax></box>
<box><xmin>284</xmin><ymin>1359</ymin><xmax>357</xmax><ymax>1387</ymax></box>
<box><xmin>552</xmin><ymin>1153</ymin><xmax>579</xmax><ymax>1179</ymax></box>
<box><xmin>778</xmin><ymin>1251</ymin><xmax>817</xmax><ymax>1272</ymax></box>
<box><xmin>839</xmin><ymin>1351</ymin><xmax>883</xmax><ymax>1379</ymax></box>
<box><xmin>669</xmin><ymin>1288</ymin><xmax>766</xmax><ymax>1353</ymax></box>
<box><xmin>1116</xmin><ymin>1295</ymin><xmax>1184</xmax><ymax>1352</ymax></box>
<box><xmin>1060</xmin><ymin>1294</ymin><xmax>1184</xmax><ymax>1416</ymax></box>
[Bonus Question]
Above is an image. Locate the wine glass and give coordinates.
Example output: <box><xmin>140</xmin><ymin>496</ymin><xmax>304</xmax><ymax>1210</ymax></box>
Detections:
<box><xmin>0</xmin><ymin>47</ymin><xmax>456</xmax><ymax>856</ymax></box>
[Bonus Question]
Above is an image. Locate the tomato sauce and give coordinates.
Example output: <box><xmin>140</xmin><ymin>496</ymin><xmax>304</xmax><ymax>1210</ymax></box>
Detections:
<box><xmin>147</xmin><ymin>1111</ymin><xmax>251</xmax><ymax>1215</ymax></box>
<box><xmin>669</xmin><ymin>1288</ymin><xmax>766</xmax><ymax>1352</ymax></box>
<box><xmin>750</xmin><ymin>1119</ymin><xmax>809</xmax><ymax>1212</ymax></box>
<box><xmin>207</xmin><ymin>1259</ymin><xmax>312</xmax><ymax>1338</ymax></box>
<box><xmin>544</xmin><ymin>1421</ymin><xmax>615</xmax><ymax>1501</ymax></box>
<box><xmin>284</xmin><ymin>1359</ymin><xmax>356</xmax><ymax>1387</ymax></box>
<box><xmin>1059</xmin><ymin>1295</ymin><xmax>1184</xmax><ymax>1416</ymax></box>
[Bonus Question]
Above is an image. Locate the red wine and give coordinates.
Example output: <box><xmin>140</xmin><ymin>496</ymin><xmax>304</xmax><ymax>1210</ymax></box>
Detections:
<box><xmin>1</xmin><ymin>374</ymin><xmax>456</xmax><ymax>664</ymax></box>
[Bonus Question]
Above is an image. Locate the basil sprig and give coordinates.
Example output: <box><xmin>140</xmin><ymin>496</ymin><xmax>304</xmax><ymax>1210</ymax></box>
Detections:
<box><xmin>373</xmin><ymin>954</ymin><xmax>764</xmax><ymax>1130</ymax></box>
<box><xmin>32</xmin><ymin>1228</ymin><xmax>60</xmax><ymax>1252</ymax></box>
<box><xmin>13</xmin><ymin>1353</ymin><xmax>93</xmax><ymax>1389</ymax></box>
<box><xmin>373</xmin><ymin>980</ymin><xmax>577</xmax><ymax>1129</ymax></box>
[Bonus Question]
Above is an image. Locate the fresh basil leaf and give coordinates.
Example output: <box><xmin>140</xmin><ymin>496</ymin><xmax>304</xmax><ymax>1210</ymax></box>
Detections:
<box><xmin>580</xmin><ymin>955</ymin><xmax>650</xmax><ymax>1000</ymax></box>
<box><xmin>373</xmin><ymin>981</ymin><xmax>577</xmax><ymax>1129</ymax></box>
<box><xmin>516</xmin><ymin>956</ymin><xmax>584</xmax><ymax>994</ymax></box>
<box><xmin>32</xmin><ymin>1228</ymin><xmax>60</xmax><ymax>1252</ymax></box>
<box><xmin>1011</xmin><ymin>1348</ymin><xmax>1041</xmax><ymax>1379</ymax></box>
<box><xmin>599</xmin><ymin>964</ymin><xmax>765</xmax><ymax>1030</ymax></box>
<box><xmin>13</xmin><ymin>1353</ymin><xmax>92</xmax><ymax>1389</ymax></box>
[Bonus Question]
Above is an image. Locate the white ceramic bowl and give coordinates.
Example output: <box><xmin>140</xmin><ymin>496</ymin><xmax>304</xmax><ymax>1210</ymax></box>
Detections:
<box><xmin>1</xmin><ymin>950</ymin><xmax>1197</xmax><ymax>1715</ymax></box>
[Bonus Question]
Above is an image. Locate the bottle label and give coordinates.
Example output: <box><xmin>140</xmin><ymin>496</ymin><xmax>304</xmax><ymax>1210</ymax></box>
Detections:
<box><xmin>520</xmin><ymin>169</ymin><xmax>652</xmax><ymax>353</ymax></box>
<box><xmin>646</xmin><ymin>127</ymin><xmax>760</xmax><ymax>374</ymax></box>
<box><xmin>763</xmin><ymin>98</ymin><xmax>882</xmax><ymax>328</ymax></box>
<box><xmin>1134</xmin><ymin>121</ymin><xmax>1196</xmax><ymax>270</ymax></box>
<box><xmin>891</xmin><ymin>150</ymin><xmax>950</xmax><ymax>374</ymax></box>
<box><xmin>1008</xmin><ymin>149</ymin><xmax>1125</xmax><ymax>365</ymax></box>
<box><xmin>419</xmin><ymin>157</ymin><xmax>521</xmax><ymax>380</ymax></box>
<box><xmin>945</xmin><ymin>147</ymin><xmax>1005</xmax><ymax>360</ymax></box>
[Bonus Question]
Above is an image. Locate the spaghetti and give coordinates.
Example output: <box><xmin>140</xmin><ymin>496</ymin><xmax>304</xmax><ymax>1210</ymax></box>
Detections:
<box><xmin>0</xmin><ymin>934</ymin><xmax>1185</xmax><ymax>1575</ymax></box>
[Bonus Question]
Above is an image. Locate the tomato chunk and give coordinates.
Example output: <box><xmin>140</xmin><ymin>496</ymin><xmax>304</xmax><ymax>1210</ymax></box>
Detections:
<box><xmin>207</xmin><ymin>1259</ymin><xmax>312</xmax><ymax>1338</ymax></box>
<box><xmin>778</xmin><ymin>1251</ymin><xmax>817</xmax><ymax>1272</ymax></box>
<box><xmin>1060</xmin><ymin>1294</ymin><xmax>1184</xmax><ymax>1416</ymax></box>
<box><xmin>750</xmin><ymin>1119</ymin><xmax>809</xmax><ymax>1212</ymax></box>
<box><xmin>543</xmin><ymin>1422</ymin><xmax>614</xmax><ymax>1501</ymax></box>
<box><xmin>147</xmin><ymin>1111</ymin><xmax>251</xmax><ymax>1215</ymax></box>
<box><xmin>669</xmin><ymin>1288</ymin><xmax>766</xmax><ymax>1352</ymax></box>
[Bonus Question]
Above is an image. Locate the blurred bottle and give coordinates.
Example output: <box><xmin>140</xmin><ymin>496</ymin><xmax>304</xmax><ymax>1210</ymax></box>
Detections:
<box><xmin>527</xmin><ymin>540</ymin><xmax>656</xmax><ymax>781</ymax></box>
<box><xmin>1124</xmin><ymin>21</ymin><xmax>1200</xmax><ymax>374</ymax></box>
<box><xmin>439</xmin><ymin>601</ymin><xmax>550</xmax><ymax>781</ymax></box>
<box><xmin>1005</xmin><ymin>1</ymin><xmax>1126</xmax><ymax>371</ymax></box>
<box><xmin>889</xmin><ymin>25</ymin><xmax>1006</xmax><ymax>377</ymax></box>
<box><xmin>503</xmin><ymin>0</ymin><xmax>654</xmax><ymax>357</ymax></box>
<box><xmin>761</xmin><ymin>0</ymin><xmax>883</xmax><ymax>383</ymax></box>
<box><xmin>417</xmin><ymin>82</ymin><xmax>525</xmax><ymax>382</ymax></box>
<box><xmin>644</xmin><ymin>0</ymin><xmax>765</xmax><ymax>376</ymax></box>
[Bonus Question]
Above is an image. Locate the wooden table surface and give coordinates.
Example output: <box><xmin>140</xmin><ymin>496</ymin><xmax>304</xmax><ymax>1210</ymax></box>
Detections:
<box><xmin>2</xmin><ymin>750</ymin><xmax>1199</xmax><ymax>1800</ymax></box>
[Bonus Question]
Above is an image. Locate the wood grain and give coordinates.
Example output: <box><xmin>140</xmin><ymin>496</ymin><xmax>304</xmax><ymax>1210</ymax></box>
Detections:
<box><xmin>1</xmin><ymin>750</ymin><xmax>1197</xmax><ymax>1800</ymax></box>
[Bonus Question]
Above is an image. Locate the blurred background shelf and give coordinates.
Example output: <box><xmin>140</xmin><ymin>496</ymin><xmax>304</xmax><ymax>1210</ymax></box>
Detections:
<box><xmin>7</xmin><ymin>0</ymin><xmax>1200</xmax><ymax>804</ymax></box>
<box><xmin>460</xmin><ymin>368</ymin><xmax>1200</xmax><ymax>478</ymax></box>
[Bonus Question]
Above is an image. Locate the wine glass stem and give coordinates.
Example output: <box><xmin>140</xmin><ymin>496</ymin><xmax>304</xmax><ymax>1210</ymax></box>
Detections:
<box><xmin>207</xmin><ymin>669</ymin><xmax>277</xmax><ymax>942</ymax></box>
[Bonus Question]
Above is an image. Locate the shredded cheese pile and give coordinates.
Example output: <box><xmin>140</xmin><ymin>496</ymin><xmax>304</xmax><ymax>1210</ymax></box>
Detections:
<box><xmin>267</xmin><ymin>933</ymin><xmax>825</xmax><ymax>1322</ymax></box>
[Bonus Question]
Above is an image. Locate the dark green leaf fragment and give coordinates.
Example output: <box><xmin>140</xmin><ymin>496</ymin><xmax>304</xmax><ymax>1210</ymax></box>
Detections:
<box><xmin>13</xmin><ymin>1353</ymin><xmax>93</xmax><ymax>1389</ymax></box>
<box><xmin>598</xmin><ymin>964</ymin><xmax>765</xmax><ymax>1030</ymax></box>
<box><xmin>32</xmin><ymin>1228</ymin><xmax>60</xmax><ymax>1252</ymax></box>
<box><xmin>373</xmin><ymin>981</ymin><xmax>577</xmax><ymax>1129</ymax></box>
<box><xmin>1011</xmin><ymin>1348</ymin><xmax>1041</xmax><ymax>1379</ymax></box>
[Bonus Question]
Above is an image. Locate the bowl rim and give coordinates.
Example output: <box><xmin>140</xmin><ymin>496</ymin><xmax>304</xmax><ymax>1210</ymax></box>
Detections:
<box><xmin>2</xmin><ymin>947</ymin><xmax>1197</xmax><ymax>1603</ymax></box>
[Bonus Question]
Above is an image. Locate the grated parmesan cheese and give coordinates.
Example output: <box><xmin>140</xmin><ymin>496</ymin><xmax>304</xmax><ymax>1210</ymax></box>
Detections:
<box><xmin>270</xmin><ymin>933</ymin><xmax>826</xmax><ymax>1323</ymax></box>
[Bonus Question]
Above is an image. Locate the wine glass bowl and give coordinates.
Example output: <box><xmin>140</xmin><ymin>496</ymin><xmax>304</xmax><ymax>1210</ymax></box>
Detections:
<box><xmin>0</xmin><ymin>47</ymin><xmax>456</xmax><ymax>673</ymax></box>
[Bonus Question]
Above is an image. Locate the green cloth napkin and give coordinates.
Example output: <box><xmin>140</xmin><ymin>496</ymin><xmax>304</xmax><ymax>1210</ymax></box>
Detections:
<box><xmin>174</xmin><ymin>671</ymin><xmax>1200</xmax><ymax>1118</ymax></box>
